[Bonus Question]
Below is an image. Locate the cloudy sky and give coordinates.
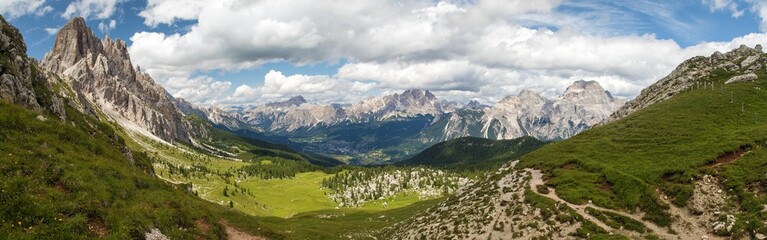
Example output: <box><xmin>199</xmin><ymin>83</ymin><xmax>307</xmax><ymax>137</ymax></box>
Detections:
<box><xmin>3</xmin><ymin>0</ymin><xmax>767</xmax><ymax>106</ymax></box>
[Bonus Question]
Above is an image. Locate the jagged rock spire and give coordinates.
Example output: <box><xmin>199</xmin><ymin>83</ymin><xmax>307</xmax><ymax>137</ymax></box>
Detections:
<box><xmin>43</xmin><ymin>17</ymin><xmax>103</xmax><ymax>74</ymax></box>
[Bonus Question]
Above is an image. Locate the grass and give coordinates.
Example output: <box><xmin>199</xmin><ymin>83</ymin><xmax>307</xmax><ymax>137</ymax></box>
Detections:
<box><xmin>256</xmin><ymin>198</ymin><xmax>443</xmax><ymax>239</ymax></box>
<box><xmin>0</xmin><ymin>101</ymin><xmax>282</xmax><ymax>239</ymax></box>
<box><xmin>585</xmin><ymin>207</ymin><xmax>647</xmax><ymax>233</ymax></box>
<box><xmin>518</xmin><ymin>67</ymin><xmax>767</xmax><ymax>228</ymax></box>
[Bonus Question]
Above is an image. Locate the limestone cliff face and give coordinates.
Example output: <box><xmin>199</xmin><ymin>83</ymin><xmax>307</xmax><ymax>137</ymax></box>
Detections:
<box><xmin>41</xmin><ymin>17</ymin><xmax>205</xmax><ymax>143</ymax></box>
<box><xmin>0</xmin><ymin>15</ymin><xmax>66</xmax><ymax>119</ymax></box>
<box><xmin>609</xmin><ymin>45</ymin><xmax>766</xmax><ymax>121</ymax></box>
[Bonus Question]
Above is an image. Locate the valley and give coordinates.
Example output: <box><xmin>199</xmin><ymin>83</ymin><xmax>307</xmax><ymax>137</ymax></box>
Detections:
<box><xmin>3</xmin><ymin>2</ymin><xmax>767</xmax><ymax>240</ymax></box>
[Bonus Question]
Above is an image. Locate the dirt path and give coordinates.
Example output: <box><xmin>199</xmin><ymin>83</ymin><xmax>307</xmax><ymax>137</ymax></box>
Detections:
<box><xmin>221</xmin><ymin>221</ymin><xmax>267</xmax><ymax>240</ymax></box>
<box><xmin>706</xmin><ymin>147</ymin><xmax>749</xmax><ymax>167</ymax></box>
<box><xmin>525</xmin><ymin>169</ymin><xmax>678</xmax><ymax>239</ymax></box>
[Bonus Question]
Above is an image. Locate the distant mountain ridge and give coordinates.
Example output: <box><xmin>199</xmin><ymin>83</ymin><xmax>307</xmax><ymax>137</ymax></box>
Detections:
<box><xmin>203</xmin><ymin>81</ymin><xmax>624</xmax><ymax>163</ymax></box>
<box><xmin>217</xmin><ymin>80</ymin><xmax>623</xmax><ymax>140</ymax></box>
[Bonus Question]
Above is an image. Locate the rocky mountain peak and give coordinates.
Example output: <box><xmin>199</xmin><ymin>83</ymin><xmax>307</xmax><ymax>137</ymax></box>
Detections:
<box><xmin>563</xmin><ymin>80</ymin><xmax>605</xmax><ymax>95</ymax></box>
<box><xmin>265</xmin><ymin>95</ymin><xmax>307</xmax><ymax>108</ymax></box>
<box><xmin>38</xmin><ymin>17</ymin><xmax>206</xmax><ymax>144</ymax></box>
<box><xmin>43</xmin><ymin>17</ymin><xmax>103</xmax><ymax>74</ymax></box>
<box><xmin>397</xmin><ymin>89</ymin><xmax>437</xmax><ymax>102</ymax></box>
<box><xmin>464</xmin><ymin>100</ymin><xmax>488</xmax><ymax>110</ymax></box>
<box><xmin>517</xmin><ymin>89</ymin><xmax>543</xmax><ymax>100</ymax></box>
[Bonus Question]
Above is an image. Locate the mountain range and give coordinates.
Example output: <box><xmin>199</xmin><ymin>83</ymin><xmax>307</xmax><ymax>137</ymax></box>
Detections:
<box><xmin>5</xmin><ymin>14</ymin><xmax>767</xmax><ymax>240</ymax></box>
<box><xmin>200</xmin><ymin>80</ymin><xmax>624</xmax><ymax>163</ymax></box>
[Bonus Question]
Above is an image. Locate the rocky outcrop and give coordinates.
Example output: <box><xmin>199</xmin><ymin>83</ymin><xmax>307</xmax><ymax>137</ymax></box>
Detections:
<box><xmin>41</xmin><ymin>17</ymin><xmax>205</xmax><ymax>143</ymax></box>
<box><xmin>0</xmin><ymin>15</ymin><xmax>66</xmax><ymax>119</ymax></box>
<box><xmin>724</xmin><ymin>73</ymin><xmax>758</xmax><ymax>84</ymax></box>
<box><xmin>610</xmin><ymin>44</ymin><xmax>766</xmax><ymax>121</ymax></box>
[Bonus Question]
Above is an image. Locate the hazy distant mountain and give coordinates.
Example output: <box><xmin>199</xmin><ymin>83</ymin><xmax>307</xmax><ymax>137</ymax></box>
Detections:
<box><xmin>208</xmin><ymin>81</ymin><xmax>623</xmax><ymax>163</ymax></box>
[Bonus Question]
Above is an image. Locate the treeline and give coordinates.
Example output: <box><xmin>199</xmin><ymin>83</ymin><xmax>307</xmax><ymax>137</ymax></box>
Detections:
<box><xmin>236</xmin><ymin>159</ymin><xmax>335</xmax><ymax>179</ymax></box>
<box><xmin>321</xmin><ymin>166</ymin><xmax>471</xmax><ymax>207</ymax></box>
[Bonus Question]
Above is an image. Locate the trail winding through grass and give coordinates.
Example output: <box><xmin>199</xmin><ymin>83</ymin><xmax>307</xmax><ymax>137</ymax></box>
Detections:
<box><xmin>525</xmin><ymin>168</ymin><xmax>678</xmax><ymax>239</ymax></box>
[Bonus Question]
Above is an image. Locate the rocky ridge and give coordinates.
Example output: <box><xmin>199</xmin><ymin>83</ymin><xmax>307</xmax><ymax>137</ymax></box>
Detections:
<box><xmin>610</xmin><ymin>44</ymin><xmax>766</xmax><ymax>121</ymax></box>
<box><xmin>0</xmin><ymin>15</ymin><xmax>66</xmax><ymax>119</ymax></box>
<box><xmin>40</xmin><ymin>17</ymin><xmax>206</xmax><ymax>143</ymax></box>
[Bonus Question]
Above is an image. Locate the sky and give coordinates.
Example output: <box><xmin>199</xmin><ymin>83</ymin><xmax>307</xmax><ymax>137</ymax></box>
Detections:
<box><xmin>2</xmin><ymin>0</ymin><xmax>767</xmax><ymax>106</ymax></box>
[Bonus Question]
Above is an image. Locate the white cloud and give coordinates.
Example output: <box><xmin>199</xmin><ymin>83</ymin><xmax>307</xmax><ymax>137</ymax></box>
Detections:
<box><xmin>702</xmin><ymin>0</ymin><xmax>744</xmax><ymax>17</ymax></box>
<box><xmin>98</xmin><ymin>19</ymin><xmax>116</xmax><ymax>33</ymax></box>
<box><xmin>0</xmin><ymin>0</ymin><xmax>52</xmax><ymax>19</ymax></box>
<box><xmin>746</xmin><ymin>0</ymin><xmax>767</xmax><ymax>32</ymax></box>
<box><xmin>43</xmin><ymin>27</ymin><xmax>59</xmax><ymax>35</ymax></box>
<box><xmin>231</xmin><ymin>70</ymin><xmax>377</xmax><ymax>104</ymax></box>
<box><xmin>166</xmin><ymin>76</ymin><xmax>232</xmax><ymax>105</ymax></box>
<box><xmin>62</xmin><ymin>0</ymin><xmax>126</xmax><ymax>20</ymax></box>
<box><xmin>139</xmin><ymin>0</ymin><xmax>209</xmax><ymax>27</ymax></box>
<box><xmin>129</xmin><ymin>0</ymin><xmax>767</xmax><ymax>106</ymax></box>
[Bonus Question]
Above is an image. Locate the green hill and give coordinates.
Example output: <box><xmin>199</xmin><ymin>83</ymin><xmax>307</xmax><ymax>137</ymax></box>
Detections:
<box><xmin>0</xmin><ymin>101</ymin><xmax>283</xmax><ymax>239</ymax></box>
<box><xmin>518</xmin><ymin>68</ymin><xmax>767</xmax><ymax>233</ymax></box>
<box><xmin>399</xmin><ymin>136</ymin><xmax>546</xmax><ymax>169</ymax></box>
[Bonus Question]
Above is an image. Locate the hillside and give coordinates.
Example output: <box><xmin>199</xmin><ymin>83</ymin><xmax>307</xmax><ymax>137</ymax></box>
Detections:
<box><xmin>398</xmin><ymin>136</ymin><xmax>546</xmax><ymax>169</ymax></box>
<box><xmin>391</xmin><ymin>45</ymin><xmax>767</xmax><ymax>239</ymax></box>
<box><xmin>0</xmin><ymin>14</ymin><xmax>289</xmax><ymax>239</ymax></box>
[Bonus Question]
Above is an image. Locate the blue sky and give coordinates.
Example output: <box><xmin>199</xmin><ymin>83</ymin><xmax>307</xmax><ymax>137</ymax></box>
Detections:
<box><xmin>2</xmin><ymin>0</ymin><xmax>767</xmax><ymax>105</ymax></box>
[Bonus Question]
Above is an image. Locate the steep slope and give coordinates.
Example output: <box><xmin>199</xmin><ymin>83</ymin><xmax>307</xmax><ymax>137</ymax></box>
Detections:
<box><xmin>394</xmin><ymin>45</ymin><xmax>767</xmax><ymax>239</ymax></box>
<box><xmin>610</xmin><ymin>44</ymin><xmax>765</xmax><ymax>121</ymax></box>
<box><xmin>41</xmin><ymin>17</ymin><xmax>204</xmax><ymax>144</ymax></box>
<box><xmin>0</xmin><ymin>15</ymin><xmax>277</xmax><ymax>239</ymax></box>
<box><xmin>398</xmin><ymin>136</ymin><xmax>546</xmax><ymax>169</ymax></box>
<box><xmin>0</xmin><ymin>16</ymin><xmax>66</xmax><ymax>120</ymax></box>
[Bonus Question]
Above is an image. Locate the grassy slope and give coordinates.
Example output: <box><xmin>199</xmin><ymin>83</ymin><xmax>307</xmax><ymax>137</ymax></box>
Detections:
<box><xmin>257</xmin><ymin>198</ymin><xmax>442</xmax><ymax>239</ymax></box>
<box><xmin>0</xmin><ymin>101</ymin><xmax>282</xmax><ymax>239</ymax></box>
<box><xmin>518</xmin><ymin>68</ymin><xmax>767</xmax><ymax>229</ymax></box>
<box><xmin>398</xmin><ymin>136</ymin><xmax>546</xmax><ymax>169</ymax></box>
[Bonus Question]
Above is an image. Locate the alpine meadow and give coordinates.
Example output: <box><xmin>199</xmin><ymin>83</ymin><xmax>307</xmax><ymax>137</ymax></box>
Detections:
<box><xmin>3</xmin><ymin>1</ymin><xmax>767</xmax><ymax>239</ymax></box>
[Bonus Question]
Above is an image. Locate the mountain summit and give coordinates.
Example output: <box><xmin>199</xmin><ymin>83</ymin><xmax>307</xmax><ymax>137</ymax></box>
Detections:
<box><xmin>41</xmin><ymin>17</ymin><xmax>205</xmax><ymax>143</ymax></box>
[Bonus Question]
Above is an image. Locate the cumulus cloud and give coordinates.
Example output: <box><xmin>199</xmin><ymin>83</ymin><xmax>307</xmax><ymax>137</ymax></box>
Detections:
<box><xmin>231</xmin><ymin>70</ymin><xmax>377</xmax><ymax>104</ymax></box>
<box><xmin>129</xmin><ymin>0</ymin><xmax>767</xmax><ymax>105</ymax></box>
<box><xmin>98</xmin><ymin>19</ymin><xmax>116</xmax><ymax>33</ymax></box>
<box><xmin>166</xmin><ymin>76</ymin><xmax>232</xmax><ymax>105</ymax></box>
<box><xmin>0</xmin><ymin>0</ymin><xmax>52</xmax><ymax>19</ymax></box>
<box><xmin>62</xmin><ymin>0</ymin><xmax>126</xmax><ymax>19</ymax></box>
<box><xmin>139</xmin><ymin>0</ymin><xmax>208</xmax><ymax>27</ymax></box>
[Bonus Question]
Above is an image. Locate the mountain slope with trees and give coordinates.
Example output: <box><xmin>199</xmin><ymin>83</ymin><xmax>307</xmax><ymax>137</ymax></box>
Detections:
<box><xmin>398</xmin><ymin>136</ymin><xmax>546</xmax><ymax>170</ymax></box>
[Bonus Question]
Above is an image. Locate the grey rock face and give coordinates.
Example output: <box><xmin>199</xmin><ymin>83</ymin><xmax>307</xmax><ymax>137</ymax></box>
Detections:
<box><xmin>437</xmin><ymin>80</ymin><xmax>624</xmax><ymax>141</ymax></box>
<box><xmin>41</xmin><ymin>17</ymin><xmax>206</xmax><ymax>143</ymax></box>
<box><xmin>725</xmin><ymin>73</ymin><xmax>758</xmax><ymax>84</ymax></box>
<box><xmin>0</xmin><ymin>15</ymin><xmax>66</xmax><ymax>119</ymax></box>
<box><xmin>609</xmin><ymin>44</ymin><xmax>766</xmax><ymax>121</ymax></box>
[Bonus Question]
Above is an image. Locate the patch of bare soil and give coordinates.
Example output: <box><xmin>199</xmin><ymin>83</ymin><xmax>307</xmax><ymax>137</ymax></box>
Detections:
<box><xmin>87</xmin><ymin>217</ymin><xmax>108</xmax><ymax>237</ymax></box>
<box><xmin>220</xmin><ymin>221</ymin><xmax>267</xmax><ymax>240</ymax></box>
<box><xmin>707</xmin><ymin>146</ymin><xmax>748</xmax><ymax>167</ymax></box>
